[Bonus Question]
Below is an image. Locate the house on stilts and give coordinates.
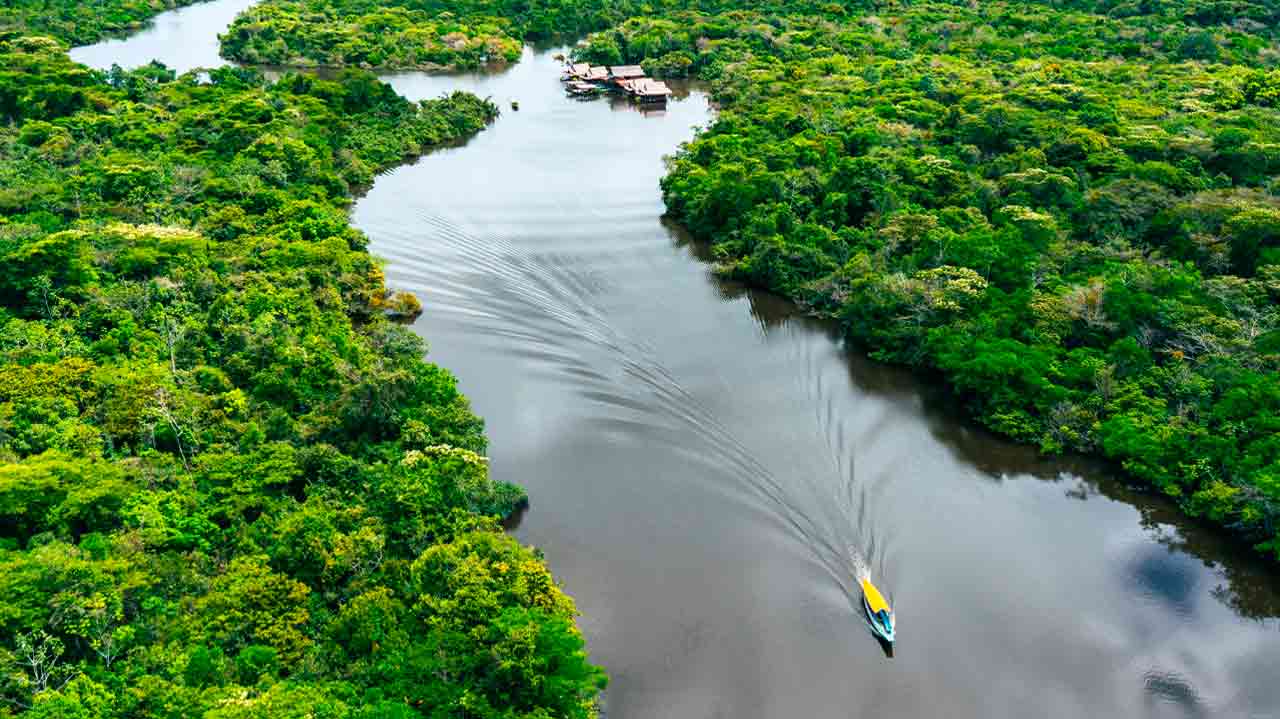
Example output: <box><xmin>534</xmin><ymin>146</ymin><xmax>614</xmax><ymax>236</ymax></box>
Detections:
<box><xmin>560</xmin><ymin>61</ymin><xmax>673</xmax><ymax>105</ymax></box>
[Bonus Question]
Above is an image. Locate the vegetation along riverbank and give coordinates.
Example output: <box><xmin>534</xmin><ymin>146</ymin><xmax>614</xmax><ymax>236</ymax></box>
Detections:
<box><xmin>0</xmin><ymin>0</ymin><xmax>207</xmax><ymax>46</ymax></box>
<box><xmin>608</xmin><ymin>2</ymin><xmax>1280</xmax><ymax>561</ymax></box>
<box><xmin>217</xmin><ymin>0</ymin><xmax>846</xmax><ymax>70</ymax></box>
<box><xmin>2</xmin><ymin>0</ymin><xmax>1280</xmax><ymax>711</ymax></box>
<box><xmin>0</xmin><ymin>6</ymin><xmax>606</xmax><ymax>716</ymax></box>
<box><xmin>213</xmin><ymin>0</ymin><xmax>1280</xmax><ymax>564</ymax></box>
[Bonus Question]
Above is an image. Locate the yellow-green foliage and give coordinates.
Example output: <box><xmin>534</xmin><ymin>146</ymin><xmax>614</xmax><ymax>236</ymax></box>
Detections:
<box><xmin>0</xmin><ymin>0</ymin><xmax>206</xmax><ymax>45</ymax></box>
<box><xmin>642</xmin><ymin>2</ymin><xmax>1280</xmax><ymax>560</ymax></box>
<box><xmin>221</xmin><ymin>2</ymin><xmax>523</xmax><ymax>69</ymax></box>
<box><xmin>0</xmin><ymin>33</ymin><xmax>603</xmax><ymax>718</ymax></box>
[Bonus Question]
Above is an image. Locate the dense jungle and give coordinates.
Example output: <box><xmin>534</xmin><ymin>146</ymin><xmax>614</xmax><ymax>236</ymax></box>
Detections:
<box><xmin>2</xmin><ymin>0</ymin><xmax>1280</xmax><ymax>716</ymax></box>
<box><xmin>0</xmin><ymin>5</ymin><xmax>605</xmax><ymax>717</ymax></box>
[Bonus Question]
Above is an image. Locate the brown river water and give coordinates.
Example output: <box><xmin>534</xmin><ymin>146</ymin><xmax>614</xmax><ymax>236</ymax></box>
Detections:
<box><xmin>73</xmin><ymin>10</ymin><xmax>1280</xmax><ymax>718</ymax></box>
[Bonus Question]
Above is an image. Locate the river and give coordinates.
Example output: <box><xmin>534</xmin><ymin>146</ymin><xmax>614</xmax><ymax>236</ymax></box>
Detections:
<box><xmin>72</xmin><ymin>7</ymin><xmax>1280</xmax><ymax>718</ymax></box>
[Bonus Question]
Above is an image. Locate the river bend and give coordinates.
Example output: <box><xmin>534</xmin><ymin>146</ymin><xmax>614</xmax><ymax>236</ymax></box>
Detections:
<box><xmin>72</xmin><ymin>11</ymin><xmax>1280</xmax><ymax>718</ymax></box>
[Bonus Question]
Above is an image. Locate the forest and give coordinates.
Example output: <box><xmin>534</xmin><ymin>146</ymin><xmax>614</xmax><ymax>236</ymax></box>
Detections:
<box><xmin>218</xmin><ymin>0</ymin><xmax>850</xmax><ymax>69</ymax></box>
<box><xmin>219</xmin><ymin>2</ymin><xmax>523</xmax><ymax>69</ymax></box>
<box><xmin>0</xmin><ymin>0</ymin><xmax>206</xmax><ymax>46</ymax></box>
<box><xmin>582</xmin><ymin>2</ymin><xmax>1280</xmax><ymax>560</ymax></box>
<box><xmin>3</xmin><ymin>0</ymin><xmax>1280</xmax><ymax>713</ymax></box>
<box><xmin>0</xmin><ymin>11</ymin><xmax>604</xmax><ymax>719</ymax></box>
<box><xmin>217</xmin><ymin>0</ymin><xmax>1280</xmax><ymax>562</ymax></box>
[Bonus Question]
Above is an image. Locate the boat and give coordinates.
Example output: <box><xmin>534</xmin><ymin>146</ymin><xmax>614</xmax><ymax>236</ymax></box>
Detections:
<box><xmin>860</xmin><ymin>576</ymin><xmax>895</xmax><ymax>644</ymax></box>
<box><xmin>565</xmin><ymin>80</ymin><xmax>601</xmax><ymax>97</ymax></box>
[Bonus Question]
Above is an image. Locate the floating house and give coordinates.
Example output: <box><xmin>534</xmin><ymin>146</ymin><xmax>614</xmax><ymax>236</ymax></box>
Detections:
<box><xmin>609</xmin><ymin>66</ymin><xmax>651</xmax><ymax>96</ymax></box>
<box><xmin>559</xmin><ymin>61</ymin><xmax>670</xmax><ymax>104</ymax></box>
<box><xmin>562</xmin><ymin>63</ymin><xmax>590</xmax><ymax>81</ymax></box>
<box><xmin>608</xmin><ymin>65</ymin><xmax>645</xmax><ymax>87</ymax></box>
<box><xmin>626</xmin><ymin>78</ymin><xmax>673</xmax><ymax>102</ymax></box>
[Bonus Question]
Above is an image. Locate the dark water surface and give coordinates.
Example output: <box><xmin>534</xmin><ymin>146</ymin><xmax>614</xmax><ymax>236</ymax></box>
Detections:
<box><xmin>75</xmin><ymin>11</ymin><xmax>1280</xmax><ymax>719</ymax></box>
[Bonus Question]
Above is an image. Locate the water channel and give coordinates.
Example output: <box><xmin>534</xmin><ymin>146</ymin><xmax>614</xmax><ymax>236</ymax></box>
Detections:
<box><xmin>72</xmin><ymin>9</ymin><xmax>1280</xmax><ymax>718</ymax></box>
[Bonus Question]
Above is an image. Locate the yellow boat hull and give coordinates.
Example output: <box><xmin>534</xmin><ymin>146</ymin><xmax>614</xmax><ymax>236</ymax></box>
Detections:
<box><xmin>860</xmin><ymin>577</ymin><xmax>895</xmax><ymax>644</ymax></box>
<box><xmin>860</xmin><ymin>577</ymin><xmax>890</xmax><ymax>614</ymax></box>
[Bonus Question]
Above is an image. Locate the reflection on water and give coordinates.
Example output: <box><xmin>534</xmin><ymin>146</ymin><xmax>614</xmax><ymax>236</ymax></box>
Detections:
<box><xmin>707</xmin><ymin>241</ymin><xmax>1280</xmax><ymax>627</ymax></box>
<box><xmin>68</xmin><ymin>0</ymin><xmax>258</xmax><ymax>74</ymax></box>
<box><xmin>353</xmin><ymin>48</ymin><xmax>1280</xmax><ymax>719</ymax></box>
<box><xmin>1128</xmin><ymin>547</ymin><xmax>1201</xmax><ymax>617</ymax></box>
<box><xmin>68</xmin><ymin>5</ymin><xmax>1280</xmax><ymax>716</ymax></box>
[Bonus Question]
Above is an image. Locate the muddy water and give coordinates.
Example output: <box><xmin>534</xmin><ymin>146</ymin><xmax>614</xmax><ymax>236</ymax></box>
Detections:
<box><xmin>74</xmin><ymin>12</ymin><xmax>1280</xmax><ymax>719</ymax></box>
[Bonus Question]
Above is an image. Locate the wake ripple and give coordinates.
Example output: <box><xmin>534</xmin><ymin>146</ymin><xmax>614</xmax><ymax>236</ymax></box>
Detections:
<box><xmin>374</xmin><ymin>209</ymin><xmax>902</xmax><ymax>633</ymax></box>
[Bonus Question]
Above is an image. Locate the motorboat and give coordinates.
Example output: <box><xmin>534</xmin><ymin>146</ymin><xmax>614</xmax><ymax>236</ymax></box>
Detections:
<box><xmin>860</xmin><ymin>576</ymin><xmax>895</xmax><ymax>644</ymax></box>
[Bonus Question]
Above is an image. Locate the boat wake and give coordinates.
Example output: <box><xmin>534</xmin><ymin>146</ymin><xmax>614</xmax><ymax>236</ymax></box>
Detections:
<box><xmin>372</xmin><ymin>207</ymin><xmax>899</xmax><ymax>647</ymax></box>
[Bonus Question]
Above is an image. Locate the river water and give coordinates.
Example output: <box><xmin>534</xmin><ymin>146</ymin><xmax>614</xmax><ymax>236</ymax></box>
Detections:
<box><xmin>73</xmin><ymin>7</ymin><xmax>1280</xmax><ymax>718</ymax></box>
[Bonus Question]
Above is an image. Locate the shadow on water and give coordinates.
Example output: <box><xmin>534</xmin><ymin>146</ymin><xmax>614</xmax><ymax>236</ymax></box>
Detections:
<box><xmin>501</xmin><ymin>501</ymin><xmax>529</xmax><ymax>532</ymax></box>
<box><xmin>878</xmin><ymin>636</ymin><xmax>894</xmax><ymax>659</ymax></box>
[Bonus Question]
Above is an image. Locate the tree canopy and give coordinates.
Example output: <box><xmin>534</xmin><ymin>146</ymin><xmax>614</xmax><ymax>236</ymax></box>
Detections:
<box><xmin>0</xmin><ymin>0</ymin><xmax>207</xmax><ymax>46</ymax></box>
<box><xmin>4</xmin><ymin>0</ymin><xmax>1280</xmax><ymax>712</ymax></box>
<box><xmin>0</xmin><ymin>28</ymin><xmax>604</xmax><ymax>719</ymax></box>
<box><xmin>599</xmin><ymin>2</ymin><xmax>1280</xmax><ymax>560</ymax></box>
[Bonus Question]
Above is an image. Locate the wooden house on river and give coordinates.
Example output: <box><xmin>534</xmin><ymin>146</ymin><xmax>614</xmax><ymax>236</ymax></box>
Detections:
<box><xmin>607</xmin><ymin>65</ymin><xmax>645</xmax><ymax>87</ymax></box>
<box><xmin>623</xmin><ymin>77</ymin><xmax>673</xmax><ymax>102</ymax></box>
<box><xmin>561</xmin><ymin>62</ymin><xmax>671</xmax><ymax>104</ymax></box>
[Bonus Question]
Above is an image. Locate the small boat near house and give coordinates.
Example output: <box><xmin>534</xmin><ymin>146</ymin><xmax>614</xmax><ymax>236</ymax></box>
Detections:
<box><xmin>566</xmin><ymin>80</ymin><xmax>601</xmax><ymax>98</ymax></box>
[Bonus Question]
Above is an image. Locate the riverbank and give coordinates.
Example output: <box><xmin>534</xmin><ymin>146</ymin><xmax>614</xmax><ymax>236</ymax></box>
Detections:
<box><xmin>587</xmin><ymin>6</ymin><xmax>1280</xmax><ymax>564</ymax></box>
<box><xmin>0</xmin><ymin>22</ymin><xmax>604</xmax><ymax>717</ymax></box>
<box><xmin>0</xmin><ymin>0</ymin><xmax>207</xmax><ymax>45</ymax></box>
<box><xmin>7</xmin><ymin>1</ymin><xmax>1280</xmax><ymax>716</ymax></box>
<box><xmin>11</xmin><ymin>1</ymin><xmax>1280</xmax><ymax>717</ymax></box>
<box><xmin>219</xmin><ymin>0</ymin><xmax>522</xmax><ymax>70</ymax></box>
<box><xmin>349</xmin><ymin>47</ymin><xmax>1280</xmax><ymax>717</ymax></box>
<box><xmin>169</xmin><ymin>0</ymin><xmax>1280</xmax><ymax>566</ymax></box>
